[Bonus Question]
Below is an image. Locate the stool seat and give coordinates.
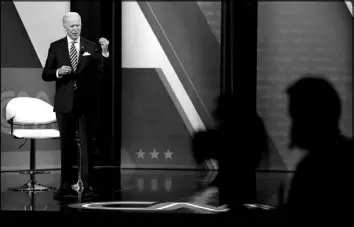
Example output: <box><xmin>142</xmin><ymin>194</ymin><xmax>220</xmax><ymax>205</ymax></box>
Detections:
<box><xmin>6</xmin><ymin>97</ymin><xmax>56</xmax><ymax>125</ymax></box>
<box><xmin>13</xmin><ymin>129</ymin><xmax>60</xmax><ymax>139</ymax></box>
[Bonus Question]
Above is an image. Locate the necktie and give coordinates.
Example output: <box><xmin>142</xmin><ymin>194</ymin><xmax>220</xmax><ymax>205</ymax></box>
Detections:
<box><xmin>70</xmin><ymin>41</ymin><xmax>78</xmax><ymax>91</ymax></box>
<box><xmin>70</xmin><ymin>41</ymin><xmax>78</xmax><ymax>72</ymax></box>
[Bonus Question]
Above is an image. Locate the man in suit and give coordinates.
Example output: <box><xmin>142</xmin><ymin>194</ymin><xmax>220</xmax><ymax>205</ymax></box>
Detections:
<box><xmin>42</xmin><ymin>12</ymin><xmax>111</xmax><ymax>199</ymax></box>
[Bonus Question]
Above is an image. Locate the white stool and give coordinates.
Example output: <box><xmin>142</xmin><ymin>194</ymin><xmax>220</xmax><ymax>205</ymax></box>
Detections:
<box><xmin>5</xmin><ymin>97</ymin><xmax>60</xmax><ymax>192</ymax></box>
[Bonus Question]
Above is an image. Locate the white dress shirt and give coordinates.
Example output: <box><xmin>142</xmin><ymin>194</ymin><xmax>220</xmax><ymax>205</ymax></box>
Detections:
<box><xmin>67</xmin><ymin>36</ymin><xmax>80</xmax><ymax>58</ymax></box>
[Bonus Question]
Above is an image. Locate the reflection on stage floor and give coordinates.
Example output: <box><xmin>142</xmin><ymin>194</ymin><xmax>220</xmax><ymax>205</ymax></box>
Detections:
<box><xmin>1</xmin><ymin>169</ymin><xmax>292</xmax><ymax>214</ymax></box>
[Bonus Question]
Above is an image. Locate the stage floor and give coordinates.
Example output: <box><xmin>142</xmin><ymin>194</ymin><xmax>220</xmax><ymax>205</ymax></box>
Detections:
<box><xmin>1</xmin><ymin>169</ymin><xmax>292</xmax><ymax>224</ymax></box>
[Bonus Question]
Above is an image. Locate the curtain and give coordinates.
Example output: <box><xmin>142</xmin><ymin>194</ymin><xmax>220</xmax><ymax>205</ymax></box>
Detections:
<box><xmin>70</xmin><ymin>0</ymin><xmax>120</xmax><ymax>166</ymax></box>
<box><xmin>220</xmin><ymin>1</ymin><xmax>233</xmax><ymax>97</ymax></box>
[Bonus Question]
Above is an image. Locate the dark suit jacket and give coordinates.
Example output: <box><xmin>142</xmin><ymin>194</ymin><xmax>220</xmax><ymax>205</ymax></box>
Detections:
<box><xmin>285</xmin><ymin>135</ymin><xmax>353</xmax><ymax>223</ymax></box>
<box><xmin>42</xmin><ymin>37</ymin><xmax>109</xmax><ymax>114</ymax></box>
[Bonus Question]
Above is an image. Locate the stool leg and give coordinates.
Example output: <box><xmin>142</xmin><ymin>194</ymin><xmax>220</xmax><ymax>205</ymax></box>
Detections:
<box><xmin>72</xmin><ymin>119</ymin><xmax>84</xmax><ymax>197</ymax></box>
<box><xmin>8</xmin><ymin>139</ymin><xmax>56</xmax><ymax>192</ymax></box>
<box><xmin>30</xmin><ymin>138</ymin><xmax>36</xmax><ymax>185</ymax></box>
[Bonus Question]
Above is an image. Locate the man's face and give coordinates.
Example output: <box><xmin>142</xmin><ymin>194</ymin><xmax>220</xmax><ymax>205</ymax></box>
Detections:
<box><xmin>64</xmin><ymin>15</ymin><xmax>81</xmax><ymax>40</ymax></box>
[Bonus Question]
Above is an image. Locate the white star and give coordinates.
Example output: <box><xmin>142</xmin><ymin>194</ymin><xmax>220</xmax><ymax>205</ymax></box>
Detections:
<box><xmin>136</xmin><ymin>149</ymin><xmax>145</xmax><ymax>159</ymax></box>
<box><xmin>164</xmin><ymin>150</ymin><xmax>174</xmax><ymax>160</ymax></box>
<box><xmin>150</xmin><ymin>149</ymin><xmax>159</xmax><ymax>160</ymax></box>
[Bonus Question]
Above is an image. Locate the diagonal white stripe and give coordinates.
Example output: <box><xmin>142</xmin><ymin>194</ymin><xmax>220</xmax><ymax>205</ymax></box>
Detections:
<box><xmin>122</xmin><ymin>1</ymin><xmax>206</xmax><ymax>134</ymax></box>
<box><xmin>146</xmin><ymin>2</ymin><xmax>214</xmax><ymax>125</ymax></box>
<box><xmin>14</xmin><ymin>2</ymin><xmax>70</xmax><ymax>68</ymax></box>
<box><xmin>344</xmin><ymin>0</ymin><xmax>353</xmax><ymax>16</ymax></box>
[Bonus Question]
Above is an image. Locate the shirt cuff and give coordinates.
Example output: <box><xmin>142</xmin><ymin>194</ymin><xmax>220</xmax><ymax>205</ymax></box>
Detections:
<box><xmin>56</xmin><ymin>69</ymin><xmax>62</xmax><ymax>78</ymax></box>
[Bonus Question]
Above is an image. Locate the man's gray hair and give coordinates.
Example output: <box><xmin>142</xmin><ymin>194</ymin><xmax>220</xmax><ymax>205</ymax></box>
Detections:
<box><xmin>63</xmin><ymin>12</ymin><xmax>81</xmax><ymax>25</ymax></box>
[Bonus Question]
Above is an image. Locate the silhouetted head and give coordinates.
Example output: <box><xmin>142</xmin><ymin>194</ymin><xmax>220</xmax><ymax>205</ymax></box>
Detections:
<box><xmin>286</xmin><ymin>75</ymin><xmax>342</xmax><ymax>150</ymax></box>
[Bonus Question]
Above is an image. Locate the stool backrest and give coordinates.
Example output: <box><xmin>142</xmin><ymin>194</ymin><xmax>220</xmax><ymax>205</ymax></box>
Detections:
<box><xmin>6</xmin><ymin>97</ymin><xmax>56</xmax><ymax>125</ymax></box>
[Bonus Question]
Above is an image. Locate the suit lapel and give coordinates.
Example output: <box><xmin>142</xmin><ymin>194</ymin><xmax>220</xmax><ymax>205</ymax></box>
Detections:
<box><xmin>78</xmin><ymin>39</ymin><xmax>85</xmax><ymax>66</ymax></box>
<box><xmin>76</xmin><ymin>38</ymin><xmax>86</xmax><ymax>73</ymax></box>
<box><xmin>62</xmin><ymin>38</ymin><xmax>72</xmax><ymax>68</ymax></box>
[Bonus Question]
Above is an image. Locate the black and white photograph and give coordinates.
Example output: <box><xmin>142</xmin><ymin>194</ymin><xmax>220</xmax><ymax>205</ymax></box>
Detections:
<box><xmin>1</xmin><ymin>0</ymin><xmax>352</xmax><ymax>225</ymax></box>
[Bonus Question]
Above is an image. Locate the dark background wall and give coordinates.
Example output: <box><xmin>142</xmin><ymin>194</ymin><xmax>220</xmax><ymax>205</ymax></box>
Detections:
<box><xmin>257</xmin><ymin>2</ymin><xmax>352</xmax><ymax>170</ymax></box>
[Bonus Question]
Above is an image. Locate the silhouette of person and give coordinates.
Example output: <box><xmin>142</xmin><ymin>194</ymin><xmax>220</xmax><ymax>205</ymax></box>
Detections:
<box><xmin>284</xmin><ymin>75</ymin><xmax>353</xmax><ymax>224</ymax></box>
<box><xmin>192</xmin><ymin>95</ymin><xmax>269</xmax><ymax>211</ymax></box>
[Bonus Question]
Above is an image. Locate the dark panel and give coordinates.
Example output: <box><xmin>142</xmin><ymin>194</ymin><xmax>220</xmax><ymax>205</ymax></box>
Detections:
<box><xmin>71</xmin><ymin>0</ymin><xmax>117</xmax><ymax>166</ymax></box>
<box><xmin>113</xmin><ymin>0</ymin><xmax>122</xmax><ymax>167</ymax></box>
<box><xmin>257</xmin><ymin>2</ymin><xmax>352</xmax><ymax>170</ymax></box>
<box><xmin>197</xmin><ymin>2</ymin><xmax>222</xmax><ymax>44</ymax></box>
<box><xmin>71</xmin><ymin>1</ymin><xmax>101</xmax><ymax>42</ymax></box>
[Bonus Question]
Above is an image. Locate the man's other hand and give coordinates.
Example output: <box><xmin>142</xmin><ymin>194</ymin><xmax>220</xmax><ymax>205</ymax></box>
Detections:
<box><xmin>58</xmin><ymin>66</ymin><xmax>72</xmax><ymax>76</ymax></box>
